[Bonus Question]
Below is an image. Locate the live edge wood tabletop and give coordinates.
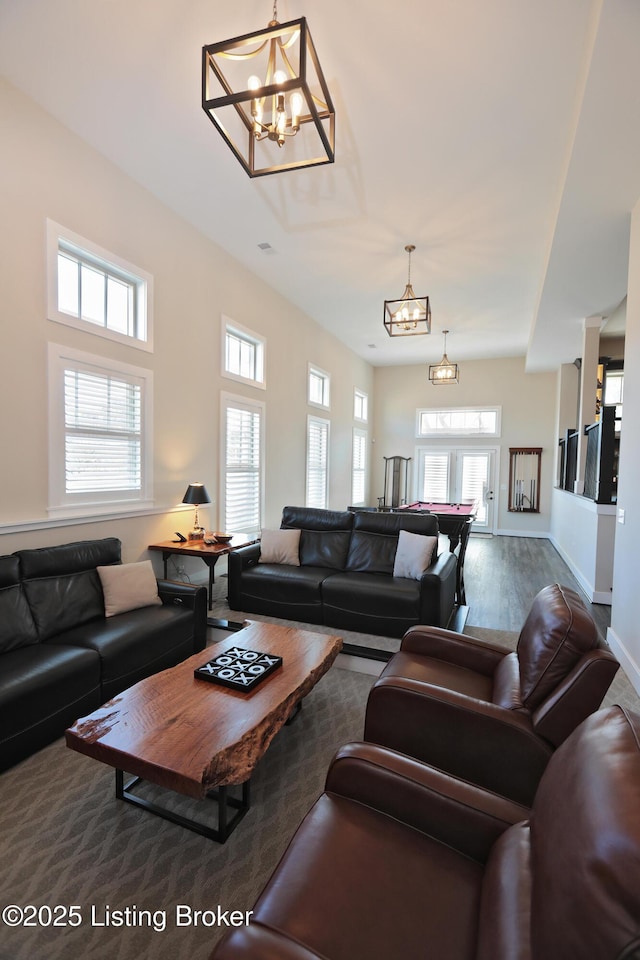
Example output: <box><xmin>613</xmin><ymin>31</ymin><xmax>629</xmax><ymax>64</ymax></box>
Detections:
<box><xmin>65</xmin><ymin>622</ymin><xmax>342</xmax><ymax>800</ymax></box>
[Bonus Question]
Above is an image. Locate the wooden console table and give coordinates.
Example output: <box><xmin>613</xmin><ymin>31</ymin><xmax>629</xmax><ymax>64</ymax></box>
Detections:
<box><xmin>148</xmin><ymin>534</ymin><xmax>259</xmax><ymax>610</ymax></box>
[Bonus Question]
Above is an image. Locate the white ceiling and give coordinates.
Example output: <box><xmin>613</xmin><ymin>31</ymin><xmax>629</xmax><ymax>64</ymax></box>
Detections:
<box><xmin>1</xmin><ymin>0</ymin><xmax>638</xmax><ymax>370</ymax></box>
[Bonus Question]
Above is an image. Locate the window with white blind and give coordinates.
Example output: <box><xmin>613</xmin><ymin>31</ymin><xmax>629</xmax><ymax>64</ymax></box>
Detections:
<box><xmin>222</xmin><ymin>317</ymin><xmax>266</xmax><ymax>389</ymax></box>
<box><xmin>48</xmin><ymin>344</ymin><xmax>153</xmax><ymax>517</ymax></box>
<box><xmin>221</xmin><ymin>392</ymin><xmax>264</xmax><ymax>533</ymax></box>
<box><xmin>419</xmin><ymin>450</ymin><xmax>451</xmax><ymax>502</ymax></box>
<box><xmin>47</xmin><ymin>220</ymin><xmax>153</xmax><ymax>352</ymax></box>
<box><xmin>306</xmin><ymin>416</ymin><xmax>329</xmax><ymax>509</ymax></box>
<box><xmin>352</xmin><ymin>428</ymin><xmax>368</xmax><ymax>505</ymax></box>
<box><xmin>308</xmin><ymin>364</ymin><xmax>330</xmax><ymax>409</ymax></box>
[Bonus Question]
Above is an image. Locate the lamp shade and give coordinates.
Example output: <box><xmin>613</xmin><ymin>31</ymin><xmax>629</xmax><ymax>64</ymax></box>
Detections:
<box><xmin>182</xmin><ymin>483</ymin><xmax>211</xmax><ymax>506</ymax></box>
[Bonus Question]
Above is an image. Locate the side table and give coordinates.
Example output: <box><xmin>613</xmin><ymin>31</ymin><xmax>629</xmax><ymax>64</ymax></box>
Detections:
<box><xmin>148</xmin><ymin>534</ymin><xmax>259</xmax><ymax>613</ymax></box>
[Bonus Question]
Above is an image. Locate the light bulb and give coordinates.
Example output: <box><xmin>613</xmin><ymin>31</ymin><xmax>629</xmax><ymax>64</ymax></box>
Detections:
<box><xmin>248</xmin><ymin>75</ymin><xmax>261</xmax><ymax>91</ymax></box>
<box><xmin>274</xmin><ymin>70</ymin><xmax>287</xmax><ymax>86</ymax></box>
<box><xmin>290</xmin><ymin>92</ymin><xmax>303</xmax><ymax>130</ymax></box>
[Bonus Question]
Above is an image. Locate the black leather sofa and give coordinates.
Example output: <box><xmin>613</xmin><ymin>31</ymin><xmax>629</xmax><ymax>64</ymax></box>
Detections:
<box><xmin>0</xmin><ymin>537</ymin><xmax>207</xmax><ymax>771</ymax></box>
<box><xmin>228</xmin><ymin>506</ymin><xmax>457</xmax><ymax>638</ymax></box>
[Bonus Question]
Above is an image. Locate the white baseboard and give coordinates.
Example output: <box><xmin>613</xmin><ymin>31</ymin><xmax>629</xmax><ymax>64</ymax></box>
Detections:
<box><xmin>606</xmin><ymin>627</ymin><xmax>640</xmax><ymax>697</ymax></box>
<box><xmin>495</xmin><ymin>528</ymin><xmax>551</xmax><ymax>539</ymax></box>
<box><xmin>548</xmin><ymin>536</ymin><xmax>612</xmax><ymax>606</ymax></box>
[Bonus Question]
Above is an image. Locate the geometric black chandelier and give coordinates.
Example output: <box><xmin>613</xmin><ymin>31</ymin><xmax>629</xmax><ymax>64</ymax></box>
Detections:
<box><xmin>383</xmin><ymin>244</ymin><xmax>432</xmax><ymax>337</ymax></box>
<box><xmin>201</xmin><ymin>2</ymin><xmax>336</xmax><ymax>178</ymax></box>
<box><xmin>429</xmin><ymin>329</ymin><xmax>459</xmax><ymax>384</ymax></box>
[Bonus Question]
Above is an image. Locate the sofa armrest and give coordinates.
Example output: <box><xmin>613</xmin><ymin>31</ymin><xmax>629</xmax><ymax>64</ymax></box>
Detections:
<box><xmin>214</xmin><ymin>924</ymin><xmax>326</xmax><ymax>959</ymax></box>
<box><xmin>364</xmin><ymin>676</ymin><xmax>553</xmax><ymax>805</ymax></box>
<box><xmin>227</xmin><ymin>544</ymin><xmax>262</xmax><ymax>610</ymax></box>
<box><xmin>401</xmin><ymin>623</ymin><xmax>510</xmax><ymax>675</ymax></box>
<box><xmin>156</xmin><ymin>579</ymin><xmax>207</xmax><ymax>652</ymax></box>
<box><xmin>325</xmin><ymin>742</ymin><xmax>529</xmax><ymax>863</ymax></box>
<box><xmin>417</xmin><ymin>551</ymin><xmax>457</xmax><ymax>627</ymax></box>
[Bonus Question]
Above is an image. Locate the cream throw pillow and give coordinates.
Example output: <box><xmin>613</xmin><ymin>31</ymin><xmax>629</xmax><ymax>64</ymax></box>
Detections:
<box><xmin>393</xmin><ymin>531</ymin><xmax>438</xmax><ymax>580</ymax></box>
<box><xmin>97</xmin><ymin>560</ymin><xmax>162</xmax><ymax>618</ymax></box>
<box><xmin>259</xmin><ymin>528</ymin><xmax>301</xmax><ymax>566</ymax></box>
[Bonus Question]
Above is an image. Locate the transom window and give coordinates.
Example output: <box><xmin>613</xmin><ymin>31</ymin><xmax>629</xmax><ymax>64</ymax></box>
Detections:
<box><xmin>354</xmin><ymin>389</ymin><xmax>368</xmax><ymax>422</ymax></box>
<box><xmin>222</xmin><ymin>317</ymin><xmax>266</xmax><ymax>388</ymax></box>
<box><xmin>308</xmin><ymin>365</ymin><xmax>330</xmax><ymax>409</ymax></box>
<box><xmin>47</xmin><ymin>220</ymin><xmax>152</xmax><ymax>351</ymax></box>
<box><xmin>417</xmin><ymin>406</ymin><xmax>501</xmax><ymax>438</ymax></box>
<box><xmin>48</xmin><ymin>344</ymin><xmax>153</xmax><ymax>517</ymax></box>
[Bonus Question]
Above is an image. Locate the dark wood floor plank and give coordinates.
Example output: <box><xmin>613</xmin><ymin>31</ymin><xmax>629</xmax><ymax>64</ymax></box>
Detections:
<box><xmin>464</xmin><ymin>535</ymin><xmax>611</xmax><ymax>639</ymax></box>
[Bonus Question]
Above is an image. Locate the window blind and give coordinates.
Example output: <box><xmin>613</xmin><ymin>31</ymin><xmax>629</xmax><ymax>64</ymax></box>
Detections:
<box><xmin>63</xmin><ymin>368</ymin><xmax>141</xmax><ymax>494</ymax></box>
<box><xmin>307</xmin><ymin>418</ymin><xmax>328</xmax><ymax>509</ymax></box>
<box><xmin>224</xmin><ymin>404</ymin><xmax>262</xmax><ymax>532</ymax></box>
<box><xmin>421</xmin><ymin>452</ymin><xmax>449</xmax><ymax>502</ymax></box>
<box><xmin>352</xmin><ymin>429</ymin><xmax>367</xmax><ymax>504</ymax></box>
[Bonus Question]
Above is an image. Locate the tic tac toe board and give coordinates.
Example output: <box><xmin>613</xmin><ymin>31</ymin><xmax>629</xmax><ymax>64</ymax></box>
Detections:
<box><xmin>194</xmin><ymin>646</ymin><xmax>283</xmax><ymax>691</ymax></box>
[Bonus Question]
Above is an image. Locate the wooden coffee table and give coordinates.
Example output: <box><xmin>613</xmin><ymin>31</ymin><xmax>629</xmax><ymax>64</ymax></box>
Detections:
<box><xmin>65</xmin><ymin>621</ymin><xmax>342</xmax><ymax>842</ymax></box>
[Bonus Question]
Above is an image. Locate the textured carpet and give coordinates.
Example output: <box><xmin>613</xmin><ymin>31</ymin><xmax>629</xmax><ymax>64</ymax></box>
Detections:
<box><xmin>0</xmin><ymin>663</ymin><xmax>375</xmax><ymax>960</ymax></box>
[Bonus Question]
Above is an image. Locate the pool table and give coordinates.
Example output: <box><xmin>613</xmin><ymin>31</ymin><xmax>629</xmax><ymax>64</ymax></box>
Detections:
<box><xmin>394</xmin><ymin>501</ymin><xmax>477</xmax><ymax>605</ymax></box>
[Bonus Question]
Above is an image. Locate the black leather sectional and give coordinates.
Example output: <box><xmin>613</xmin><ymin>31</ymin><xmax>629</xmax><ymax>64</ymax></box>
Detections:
<box><xmin>228</xmin><ymin>506</ymin><xmax>457</xmax><ymax>638</ymax></box>
<box><xmin>0</xmin><ymin>537</ymin><xmax>207</xmax><ymax>771</ymax></box>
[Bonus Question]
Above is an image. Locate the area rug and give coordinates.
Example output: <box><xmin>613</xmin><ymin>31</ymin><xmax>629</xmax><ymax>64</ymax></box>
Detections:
<box><xmin>0</xmin><ymin>665</ymin><xmax>375</xmax><ymax>960</ymax></box>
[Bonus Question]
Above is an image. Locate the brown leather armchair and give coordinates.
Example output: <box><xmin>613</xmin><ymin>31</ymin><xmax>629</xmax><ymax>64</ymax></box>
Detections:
<box><xmin>364</xmin><ymin>582</ymin><xmax>619</xmax><ymax>804</ymax></box>
<box><xmin>211</xmin><ymin>705</ymin><xmax>640</xmax><ymax>960</ymax></box>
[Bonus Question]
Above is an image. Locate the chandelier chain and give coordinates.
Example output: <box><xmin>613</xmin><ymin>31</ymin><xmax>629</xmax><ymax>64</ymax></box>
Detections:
<box><xmin>272</xmin><ymin>0</ymin><xmax>278</xmax><ymax>22</ymax></box>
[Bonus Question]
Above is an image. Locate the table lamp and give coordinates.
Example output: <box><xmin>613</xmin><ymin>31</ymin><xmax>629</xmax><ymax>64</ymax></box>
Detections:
<box><xmin>182</xmin><ymin>483</ymin><xmax>210</xmax><ymax>540</ymax></box>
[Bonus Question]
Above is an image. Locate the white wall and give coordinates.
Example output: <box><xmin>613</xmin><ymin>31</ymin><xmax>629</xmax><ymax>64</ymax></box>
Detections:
<box><xmin>373</xmin><ymin>357</ymin><xmax>557</xmax><ymax>535</ymax></box>
<box><xmin>608</xmin><ymin>198</ymin><xmax>640</xmax><ymax>693</ymax></box>
<box><xmin>0</xmin><ymin>76</ymin><xmax>373</xmax><ymax>571</ymax></box>
<box><xmin>550</xmin><ymin>489</ymin><xmax>616</xmax><ymax>603</ymax></box>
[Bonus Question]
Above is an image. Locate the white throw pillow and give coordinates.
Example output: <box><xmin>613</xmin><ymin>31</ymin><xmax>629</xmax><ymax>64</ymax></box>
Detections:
<box><xmin>393</xmin><ymin>530</ymin><xmax>438</xmax><ymax>580</ymax></box>
<box><xmin>259</xmin><ymin>528</ymin><xmax>301</xmax><ymax>566</ymax></box>
<box><xmin>97</xmin><ymin>560</ymin><xmax>163</xmax><ymax>618</ymax></box>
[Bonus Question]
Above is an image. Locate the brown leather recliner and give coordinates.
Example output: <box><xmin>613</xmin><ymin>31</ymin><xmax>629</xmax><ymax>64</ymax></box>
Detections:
<box><xmin>364</xmin><ymin>582</ymin><xmax>619</xmax><ymax>804</ymax></box>
<box><xmin>211</xmin><ymin>705</ymin><xmax>640</xmax><ymax>960</ymax></box>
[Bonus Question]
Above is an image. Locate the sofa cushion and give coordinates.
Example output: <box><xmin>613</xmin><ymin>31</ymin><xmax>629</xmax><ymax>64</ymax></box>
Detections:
<box><xmin>97</xmin><ymin>560</ymin><xmax>162</xmax><ymax>617</ymax></box>
<box><xmin>281</xmin><ymin>506</ymin><xmax>353</xmax><ymax>569</ymax></box>
<box><xmin>244</xmin><ymin>792</ymin><xmax>484</xmax><ymax>960</ymax></box>
<box><xmin>517</xmin><ymin>583</ymin><xmax>598</xmax><ymax>709</ymax></box>
<box><xmin>323</xmin><ymin>572</ymin><xmax>422</xmax><ymax>629</ymax></box>
<box><xmin>259</xmin><ymin>528</ymin><xmax>301</xmax><ymax>566</ymax></box>
<box><xmin>47</xmin><ymin>603</ymin><xmax>196</xmax><ymax>701</ymax></box>
<box><xmin>346</xmin><ymin>511</ymin><xmax>441</xmax><ymax>575</ymax></box>
<box><xmin>16</xmin><ymin>538</ymin><xmax>122</xmax><ymax>641</ymax></box>
<box><xmin>393</xmin><ymin>531</ymin><xmax>438</xmax><ymax>579</ymax></box>
<box><xmin>0</xmin><ymin>644</ymin><xmax>101</xmax><ymax>756</ymax></box>
<box><xmin>0</xmin><ymin>556</ymin><xmax>38</xmax><ymax>653</ymax></box>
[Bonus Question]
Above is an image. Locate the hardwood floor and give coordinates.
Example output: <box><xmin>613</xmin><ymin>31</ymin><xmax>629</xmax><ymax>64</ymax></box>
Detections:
<box><xmin>463</xmin><ymin>534</ymin><xmax>612</xmax><ymax>639</ymax></box>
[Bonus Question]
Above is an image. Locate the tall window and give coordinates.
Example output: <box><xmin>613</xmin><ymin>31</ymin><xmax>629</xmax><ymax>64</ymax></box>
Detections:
<box><xmin>48</xmin><ymin>344</ymin><xmax>153</xmax><ymax>517</ymax></box>
<box><xmin>306</xmin><ymin>416</ymin><xmax>329</xmax><ymax>509</ymax></box>
<box><xmin>308</xmin><ymin>364</ymin><xmax>330</xmax><ymax>408</ymax></box>
<box><xmin>354</xmin><ymin>389</ymin><xmax>368</xmax><ymax>422</ymax></box>
<box><xmin>352</xmin><ymin>428</ymin><xmax>368</xmax><ymax>505</ymax></box>
<box><xmin>221</xmin><ymin>393</ymin><xmax>264</xmax><ymax>533</ymax></box>
<box><xmin>47</xmin><ymin>220</ymin><xmax>152</xmax><ymax>351</ymax></box>
<box><xmin>222</xmin><ymin>317</ymin><xmax>266</xmax><ymax>388</ymax></box>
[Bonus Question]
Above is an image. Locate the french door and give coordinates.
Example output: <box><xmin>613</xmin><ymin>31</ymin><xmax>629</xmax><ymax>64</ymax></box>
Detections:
<box><xmin>415</xmin><ymin>447</ymin><xmax>497</xmax><ymax>531</ymax></box>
